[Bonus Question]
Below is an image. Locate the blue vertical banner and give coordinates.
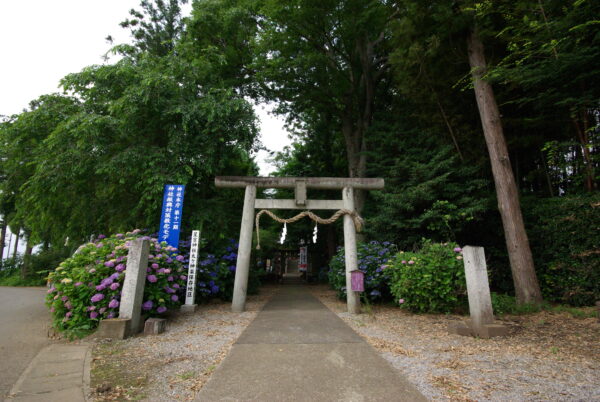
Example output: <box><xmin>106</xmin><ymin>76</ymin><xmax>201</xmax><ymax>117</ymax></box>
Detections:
<box><xmin>159</xmin><ymin>184</ymin><xmax>185</xmax><ymax>249</ymax></box>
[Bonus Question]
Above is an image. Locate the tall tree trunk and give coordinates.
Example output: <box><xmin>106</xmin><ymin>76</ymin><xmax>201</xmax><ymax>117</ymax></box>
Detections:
<box><xmin>0</xmin><ymin>218</ymin><xmax>6</xmax><ymax>265</ymax></box>
<box><xmin>571</xmin><ymin>112</ymin><xmax>596</xmax><ymax>191</ymax></box>
<box><xmin>22</xmin><ymin>237</ymin><xmax>34</xmax><ymax>280</ymax></box>
<box><xmin>467</xmin><ymin>29</ymin><xmax>543</xmax><ymax>305</ymax></box>
<box><xmin>326</xmin><ymin>225</ymin><xmax>337</xmax><ymax>262</ymax></box>
<box><xmin>12</xmin><ymin>227</ymin><xmax>20</xmax><ymax>258</ymax></box>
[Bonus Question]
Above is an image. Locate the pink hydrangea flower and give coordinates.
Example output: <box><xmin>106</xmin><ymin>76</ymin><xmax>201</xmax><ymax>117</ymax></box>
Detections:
<box><xmin>91</xmin><ymin>293</ymin><xmax>104</xmax><ymax>303</ymax></box>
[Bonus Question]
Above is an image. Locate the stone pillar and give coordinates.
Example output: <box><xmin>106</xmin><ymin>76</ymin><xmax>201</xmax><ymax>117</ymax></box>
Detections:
<box><xmin>448</xmin><ymin>245</ymin><xmax>508</xmax><ymax>338</ymax></box>
<box><xmin>342</xmin><ymin>187</ymin><xmax>361</xmax><ymax>314</ymax></box>
<box><xmin>119</xmin><ymin>238</ymin><xmax>150</xmax><ymax>336</ymax></box>
<box><xmin>463</xmin><ymin>246</ymin><xmax>494</xmax><ymax>330</ymax></box>
<box><xmin>232</xmin><ymin>184</ymin><xmax>256</xmax><ymax>313</ymax></box>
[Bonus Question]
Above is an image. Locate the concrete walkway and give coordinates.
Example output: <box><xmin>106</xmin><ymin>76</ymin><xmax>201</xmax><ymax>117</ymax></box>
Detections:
<box><xmin>196</xmin><ymin>286</ymin><xmax>425</xmax><ymax>401</ymax></box>
<box><xmin>0</xmin><ymin>287</ymin><xmax>51</xmax><ymax>397</ymax></box>
<box><xmin>7</xmin><ymin>343</ymin><xmax>90</xmax><ymax>401</ymax></box>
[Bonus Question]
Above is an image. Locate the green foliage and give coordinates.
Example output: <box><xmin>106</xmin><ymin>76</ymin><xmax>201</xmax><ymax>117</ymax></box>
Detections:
<box><xmin>46</xmin><ymin>231</ymin><xmax>187</xmax><ymax>337</ymax></box>
<box><xmin>365</xmin><ymin>122</ymin><xmax>489</xmax><ymax>249</ymax></box>
<box><xmin>328</xmin><ymin>241</ymin><xmax>396</xmax><ymax>302</ymax></box>
<box><xmin>0</xmin><ymin>1</ymin><xmax>259</xmax><ymax>248</ymax></box>
<box><xmin>523</xmin><ymin>194</ymin><xmax>600</xmax><ymax>306</ymax></box>
<box><xmin>389</xmin><ymin>240</ymin><xmax>467</xmax><ymax>313</ymax></box>
<box><xmin>489</xmin><ymin>292</ymin><xmax>543</xmax><ymax>315</ymax></box>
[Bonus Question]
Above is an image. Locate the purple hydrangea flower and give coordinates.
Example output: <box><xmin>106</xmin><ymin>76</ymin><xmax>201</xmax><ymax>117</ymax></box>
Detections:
<box><xmin>142</xmin><ymin>300</ymin><xmax>153</xmax><ymax>311</ymax></box>
<box><xmin>175</xmin><ymin>255</ymin><xmax>185</xmax><ymax>262</ymax></box>
<box><xmin>172</xmin><ymin>283</ymin><xmax>180</xmax><ymax>289</ymax></box>
<box><xmin>108</xmin><ymin>299</ymin><xmax>119</xmax><ymax>309</ymax></box>
<box><xmin>65</xmin><ymin>311</ymin><xmax>72</xmax><ymax>318</ymax></box>
<box><xmin>96</xmin><ymin>243</ymin><xmax>104</xmax><ymax>248</ymax></box>
<box><xmin>91</xmin><ymin>293</ymin><xmax>104</xmax><ymax>303</ymax></box>
<box><xmin>104</xmin><ymin>261</ymin><xmax>115</xmax><ymax>268</ymax></box>
<box><xmin>90</xmin><ymin>311</ymin><xmax>99</xmax><ymax>319</ymax></box>
<box><xmin>61</xmin><ymin>296</ymin><xmax>69</xmax><ymax>302</ymax></box>
<box><xmin>151</xmin><ymin>263</ymin><xmax>159</xmax><ymax>269</ymax></box>
<box><xmin>107</xmin><ymin>312</ymin><xmax>115</xmax><ymax>319</ymax></box>
<box><xmin>454</xmin><ymin>247</ymin><xmax>462</xmax><ymax>253</ymax></box>
<box><xmin>157</xmin><ymin>306</ymin><xmax>167</xmax><ymax>313</ymax></box>
<box><xmin>171</xmin><ymin>295</ymin><xmax>178</xmax><ymax>302</ymax></box>
<box><xmin>47</xmin><ymin>287</ymin><xmax>56</xmax><ymax>293</ymax></box>
<box><xmin>115</xmin><ymin>233</ymin><xmax>124</xmax><ymax>238</ymax></box>
<box><xmin>99</xmin><ymin>307</ymin><xmax>106</xmax><ymax>314</ymax></box>
<box><xmin>96</xmin><ymin>284</ymin><xmax>106</xmax><ymax>291</ymax></box>
<box><xmin>110</xmin><ymin>283</ymin><xmax>120</xmax><ymax>290</ymax></box>
<box><xmin>167</xmin><ymin>276</ymin><xmax>174</xmax><ymax>282</ymax></box>
<box><xmin>180</xmin><ymin>275</ymin><xmax>187</xmax><ymax>281</ymax></box>
<box><xmin>98</xmin><ymin>234</ymin><xmax>106</xmax><ymax>239</ymax></box>
<box><xmin>147</xmin><ymin>275</ymin><xmax>157</xmax><ymax>283</ymax></box>
<box><xmin>74</xmin><ymin>282</ymin><xmax>83</xmax><ymax>287</ymax></box>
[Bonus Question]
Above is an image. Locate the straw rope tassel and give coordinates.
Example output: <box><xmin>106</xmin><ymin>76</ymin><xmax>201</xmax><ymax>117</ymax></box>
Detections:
<box><xmin>255</xmin><ymin>209</ymin><xmax>364</xmax><ymax>250</ymax></box>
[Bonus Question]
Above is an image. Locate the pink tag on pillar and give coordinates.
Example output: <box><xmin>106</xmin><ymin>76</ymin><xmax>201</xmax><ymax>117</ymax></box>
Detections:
<box><xmin>351</xmin><ymin>270</ymin><xmax>364</xmax><ymax>292</ymax></box>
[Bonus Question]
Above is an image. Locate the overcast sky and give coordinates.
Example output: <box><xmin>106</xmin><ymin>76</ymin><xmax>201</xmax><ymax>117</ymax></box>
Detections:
<box><xmin>0</xmin><ymin>0</ymin><xmax>290</xmax><ymax>256</ymax></box>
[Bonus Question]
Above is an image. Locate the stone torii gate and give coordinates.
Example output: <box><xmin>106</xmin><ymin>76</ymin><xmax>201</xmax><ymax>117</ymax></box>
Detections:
<box><xmin>215</xmin><ymin>176</ymin><xmax>384</xmax><ymax>314</ymax></box>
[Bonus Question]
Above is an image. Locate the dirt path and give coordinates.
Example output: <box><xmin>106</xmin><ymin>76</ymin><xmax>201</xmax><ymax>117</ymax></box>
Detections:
<box><xmin>0</xmin><ymin>286</ymin><xmax>52</xmax><ymax>398</ymax></box>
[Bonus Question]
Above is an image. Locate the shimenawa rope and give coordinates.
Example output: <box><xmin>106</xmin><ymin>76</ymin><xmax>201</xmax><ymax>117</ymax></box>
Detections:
<box><xmin>255</xmin><ymin>209</ymin><xmax>363</xmax><ymax>249</ymax></box>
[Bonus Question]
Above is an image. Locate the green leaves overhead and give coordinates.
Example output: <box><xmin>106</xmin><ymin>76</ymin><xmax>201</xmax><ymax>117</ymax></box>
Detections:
<box><xmin>1</xmin><ymin>1</ymin><xmax>259</xmax><ymax>245</ymax></box>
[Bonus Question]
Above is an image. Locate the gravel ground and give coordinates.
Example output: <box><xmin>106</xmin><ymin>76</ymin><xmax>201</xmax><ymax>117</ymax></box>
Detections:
<box><xmin>310</xmin><ymin>285</ymin><xmax>600</xmax><ymax>402</ymax></box>
<box><xmin>91</xmin><ymin>285</ymin><xmax>279</xmax><ymax>401</ymax></box>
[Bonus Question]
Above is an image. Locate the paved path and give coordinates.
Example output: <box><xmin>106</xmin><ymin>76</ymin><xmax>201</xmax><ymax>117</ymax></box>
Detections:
<box><xmin>196</xmin><ymin>286</ymin><xmax>426</xmax><ymax>401</ymax></box>
<box><xmin>0</xmin><ymin>287</ymin><xmax>51</xmax><ymax>398</ymax></box>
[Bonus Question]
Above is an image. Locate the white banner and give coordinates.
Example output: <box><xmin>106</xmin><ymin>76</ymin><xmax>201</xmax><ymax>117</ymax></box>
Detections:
<box><xmin>185</xmin><ymin>230</ymin><xmax>200</xmax><ymax>305</ymax></box>
<box><xmin>299</xmin><ymin>246</ymin><xmax>307</xmax><ymax>272</ymax></box>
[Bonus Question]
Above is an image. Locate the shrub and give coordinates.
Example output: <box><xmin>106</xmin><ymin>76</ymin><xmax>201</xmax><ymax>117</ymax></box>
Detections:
<box><xmin>490</xmin><ymin>292</ymin><xmax>518</xmax><ymax>315</ymax></box>
<box><xmin>389</xmin><ymin>240</ymin><xmax>466</xmax><ymax>313</ymax></box>
<box><xmin>328</xmin><ymin>241</ymin><xmax>396</xmax><ymax>301</ymax></box>
<box><xmin>179</xmin><ymin>238</ymin><xmax>262</xmax><ymax>302</ymax></box>
<box><xmin>523</xmin><ymin>194</ymin><xmax>600</xmax><ymax>306</ymax></box>
<box><xmin>46</xmin><ymin>231</ymin><xmax>187</xmax><ymax>336</ymax></box>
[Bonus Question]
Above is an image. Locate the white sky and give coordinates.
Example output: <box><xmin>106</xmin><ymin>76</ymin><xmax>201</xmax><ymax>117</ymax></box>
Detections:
<box><xmin>0</xmin><ymin>0</ymin><xmax>290</xmax><ymax>257</ymax></box>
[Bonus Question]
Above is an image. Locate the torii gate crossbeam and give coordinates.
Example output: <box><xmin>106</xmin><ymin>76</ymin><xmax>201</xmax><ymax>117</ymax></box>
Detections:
<box><xmin>215</xmin><ymin>176</ymin><xmax>384</xmax><ymax>314</ymax></box>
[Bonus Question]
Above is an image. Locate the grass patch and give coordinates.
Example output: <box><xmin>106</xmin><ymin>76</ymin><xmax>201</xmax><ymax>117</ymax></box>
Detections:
<box><xmin>0</xmin><ymin>271</ymin><xmax>45</xmax><ymax>286</ymax></box>
<box><xmin>491</xmin><ymin>292</ymin><xmax>598</xmax><ymax>318</ymax></box>
<box><xmin>549</xmin><ymin>305</ymin><xmax>597</xmax><ymax>319</ymax></box>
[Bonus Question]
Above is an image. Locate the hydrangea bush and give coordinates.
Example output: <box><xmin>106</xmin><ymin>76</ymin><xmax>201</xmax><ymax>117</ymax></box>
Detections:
<box><xmin>46</xmin><ymin>231</ymin><xmax>188</xmax><ymax>335</ymax></box>
<box><xmin>179</xmin><ymin>238</ymin><xmax>261</xmax><ymax>302</ymax></box>
<box><xmin>328</xmin><ymin>241</ymin><xmax>396</xmax><ymax>301</ymax></box>
<box><xmin>388</xmin><ymin>240</ymin><xmax>467</xmax><ymax>313</ymax></box>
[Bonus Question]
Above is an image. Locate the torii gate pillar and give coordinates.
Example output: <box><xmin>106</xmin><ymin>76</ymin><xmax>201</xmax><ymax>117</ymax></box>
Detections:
<box><xmin>215</xmin><ymin>176</ymin><xmax>384</xmax><ymax>314</ymax></box>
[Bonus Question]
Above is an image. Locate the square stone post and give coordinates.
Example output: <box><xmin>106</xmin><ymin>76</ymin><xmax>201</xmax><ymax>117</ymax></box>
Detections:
<box><xmin>119</xmin><ymin>238</ymin><xmax>150</xmax><ymax>336</ymax></box>
<box><xmin>449</xmin><ymin>246</ymin><xmax>508</xmax><ymax>338</ymax></box>
<box><xmin>232</xmin><ymin>184</ymin><xmax>256</xmax><ymax>312</ymax></box>
<box><xmin>463</xmin><ymin>246</ymin><xmax>494</xmax><ymax>330</ymax></box>
<box><xmin>342</xmin><ymin>187</ymin><xmax>361</xmax><ymax>314</ymax></box>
